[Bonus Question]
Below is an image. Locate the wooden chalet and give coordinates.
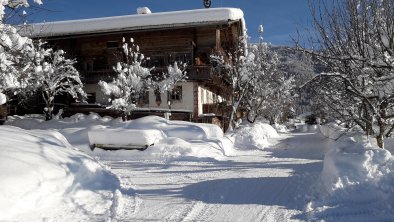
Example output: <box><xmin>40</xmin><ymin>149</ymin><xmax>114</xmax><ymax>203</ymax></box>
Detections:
<box><xmin>23</xmin><ymin>7</ymin><xmax>245</xmax><ymax>127</ymax></box>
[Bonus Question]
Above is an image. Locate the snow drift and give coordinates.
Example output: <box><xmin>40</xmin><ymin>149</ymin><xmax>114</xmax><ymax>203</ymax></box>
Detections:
<box><xmin>0</xmin><ymin>126</ymin><xmax>123</xmax><ymax>221</ymax></box>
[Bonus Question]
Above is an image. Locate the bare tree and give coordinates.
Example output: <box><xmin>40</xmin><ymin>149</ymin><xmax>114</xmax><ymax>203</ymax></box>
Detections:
<box><xmin>298</xmin><ymin>0</ymin><xmax>394</xmax><ymax>148</ymax></box>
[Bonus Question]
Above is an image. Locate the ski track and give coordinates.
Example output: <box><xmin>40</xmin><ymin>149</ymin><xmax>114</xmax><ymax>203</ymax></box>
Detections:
<box><xmin>107</xmin><ymin>132</ymin><xmax>324</xmax><ymax>221</ymax></box>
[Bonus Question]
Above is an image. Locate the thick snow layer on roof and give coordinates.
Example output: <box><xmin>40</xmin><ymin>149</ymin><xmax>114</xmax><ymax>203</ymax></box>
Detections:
<box><xmin>24</xmin><ymin>8</ymin><xmax>244</xmax><ymax>37</ymax></box>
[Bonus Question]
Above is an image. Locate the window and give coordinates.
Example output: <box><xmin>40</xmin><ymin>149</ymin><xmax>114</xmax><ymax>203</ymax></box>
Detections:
<box><xmin>168</xmin><ymin>86</ymin><xmax>182</xmax><ymax>101</ymax></box>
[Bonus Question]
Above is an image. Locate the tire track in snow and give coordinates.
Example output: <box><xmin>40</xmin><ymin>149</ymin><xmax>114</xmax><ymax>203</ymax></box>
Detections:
<box><xmin>107</xmin><ymin>132</ymin><xmax>324</xmax><ymax>221</ymax></box>
<box><xmin>180</xmin><ymin>201</ymin><xmax>217</xmax><ymax>222</ymax></box>
<box><xmin>108</xmin><ymin>167</ymin><xmax>142</xmax><ymax>221</ymax></box>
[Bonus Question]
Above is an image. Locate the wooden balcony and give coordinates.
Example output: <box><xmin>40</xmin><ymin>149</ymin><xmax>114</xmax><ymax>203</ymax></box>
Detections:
<box><xmin>151</xmin><ymin>65</ymin><xmax>214</xmax><ymax>81</ymax></box>
<box><xmin>80</xmin><ymin>65</ymin><xmax>219</xmax><ymax>84</ymax></box>
<box><xmin>186</xmin><ymin>65</ymin><xmax>214</xmax><ymax>81</ymax></box>
<box><xmin>81</xmin><ymin>69</ymin><xmax>117</xmax><ymax>84</ymax></box>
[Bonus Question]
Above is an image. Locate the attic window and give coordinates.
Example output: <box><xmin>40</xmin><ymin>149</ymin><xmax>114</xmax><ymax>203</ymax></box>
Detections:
<box><xmin>106</xmin><ymin>41</ymin><xmax>119</xmax><ymax>49</ymax></box>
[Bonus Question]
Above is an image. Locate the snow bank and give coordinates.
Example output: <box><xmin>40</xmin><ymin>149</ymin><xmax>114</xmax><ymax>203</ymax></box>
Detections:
<box><xmin>232</xmin><ymin>122</ymin><xmax>279</xmax><ymax>150</ymax></box>
<box><xmin>7</xmin><ymin>114</ymin><xmax>233</xmax><ymax>161</ymax></box>
<box><xmin>307</xmin><ymin>125</ymin><xmax>394</xmax><ymax>221</ymax></box>
<box><xmin>0</xmin><ymin>126</ymin><xmax>122</xmax><ymax>221</ymax></box>
<box><xmin>321</xmin><ymin>138</ymin><xmax>392</xmax><ymax>193</ymax></box>
<box><xmin>6</xmin><ymin>112</ymin><xmax>123</xmax><ymax>129</ymax></box>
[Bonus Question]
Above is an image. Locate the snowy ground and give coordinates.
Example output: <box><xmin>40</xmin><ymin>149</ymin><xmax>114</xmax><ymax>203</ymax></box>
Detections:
<box><xmin>1</xmin><ymin>114</ymin><xmax>394</xmax><ymax>221</ymax></box>
<box><xmin>108</xmin><ymin>132</ymin><xmax>324</xmax><ymax>221</ymax></box>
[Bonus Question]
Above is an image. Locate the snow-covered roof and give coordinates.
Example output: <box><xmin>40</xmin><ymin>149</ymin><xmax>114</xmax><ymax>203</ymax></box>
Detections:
<box><xmin>24</xmin><ymin>8</ymin><xmax>244</xmax><ymax>38</ymax></box>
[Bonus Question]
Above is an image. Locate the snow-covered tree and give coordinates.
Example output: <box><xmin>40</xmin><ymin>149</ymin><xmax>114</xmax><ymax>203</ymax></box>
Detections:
<box><xmin>0</xmin><ymin>0</ymin><xmax>42</xmax><ymax>100</ymax></box>
<box><xmin>244</xmin><ymin>42</ymin><xmax>295</xmax><ymax>124</ymax></box>
<box><xmin>299</xmin><ymin>0</ymin><xmax>394</xmax><ymax>148</ymax></box>
<box><xmin>211</xmin><ymin>35</ymin><xmax>256</xmax><ymax>130</ymax></box>
<box><xmin>99</xmin><ymin>38</ymin><xmax>186</xmax><ymax>120</ymax></box>
<box><xmin>213</xmin><ymin>29</ymin><xmax>295</xmax><ymax>130</ymax></box>
<box><xmin>152</xmin><ymin>62</ymin><xmax>187</xmax><ymax>107</ymax></box>
<box><xmin>33</xmin><ymin>42</ymin><xmax>86</xmax><ymax>120</ymax></box>
<box><xmin>273</xmin><ymin>46</ymin><xmax>317</xmax><ymax>115</ymax></box>
<box><xmin>99</xmin><ymin>38</ymin><xmax>152</xmax><ymax>119</ymax></box>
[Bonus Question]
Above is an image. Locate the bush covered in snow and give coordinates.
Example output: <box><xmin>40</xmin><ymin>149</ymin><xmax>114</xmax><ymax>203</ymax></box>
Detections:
<box><xmin>0</xmin><ymin>126</ymin><xmax>122</xmax><ymax>221</ymax></box>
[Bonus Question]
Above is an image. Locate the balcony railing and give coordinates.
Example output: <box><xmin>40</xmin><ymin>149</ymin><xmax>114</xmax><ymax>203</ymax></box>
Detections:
<box><xmin>81</xmin><ymin>69</ymin><xmax>116</xmax><ymax>83</ymax></box>
<box><xmin>80</xmin><ymin>65</ymin><xmax>216</xmax><ymax>84</ymax></box>
<box><xmin>150</xmin><ymin>65</ymin><xmax>214</xmax><ymax>81</ymax></box>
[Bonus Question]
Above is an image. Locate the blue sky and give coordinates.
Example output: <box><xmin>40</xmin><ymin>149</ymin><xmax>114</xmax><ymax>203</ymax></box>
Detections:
<box><xmin>28</xmin><ymin>0</ymin><xmax>312</xmax><ymax>46</ymax></box>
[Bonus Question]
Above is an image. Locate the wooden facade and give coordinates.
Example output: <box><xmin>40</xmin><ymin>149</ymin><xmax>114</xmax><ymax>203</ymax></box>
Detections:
<box><xmin>26</xmin><ymin>8</ymin><xmax>245</xmax><ymax>125</ymax></box>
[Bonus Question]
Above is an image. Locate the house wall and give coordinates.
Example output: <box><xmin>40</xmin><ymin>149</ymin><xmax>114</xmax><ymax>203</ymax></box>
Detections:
<box><xmin>197</xmin><ymin>86</ymin><xmax>224</xmax><ymax>115</ymax></box>
<box><xmin>40</xmin><ymin>22</ymin><xmax>241</xmax><ymax>121</ymax></box>
<box><xmin>84</xmin><ymin>84</ymin><xmax>110</xmax><ymax>105</ymax></box>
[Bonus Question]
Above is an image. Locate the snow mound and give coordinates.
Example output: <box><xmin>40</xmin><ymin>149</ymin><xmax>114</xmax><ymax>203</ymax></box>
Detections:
<box><xmin>89</xmin><ymin>116</ymin><xmax>231</xmax><ymax>161</ymax></box>
<box><xmin>321</xmin><ymin>138</ymin><xmax>392</xmax><ymax>193</ymax></box>
<box><xmin>0</xmin><ymin>126</ymin><xmax>122</xmax><ymax>221</ymax></box>
<box><xmin>232</xmin><ymin>122</ymin><xmax>279</xmax><ymax>149</ymax></box>
<box><xmin>308</xmin><ymin>135</ymin><xmax>394</xmax><ymax>221</ymax></box>
<box><xmin>124</xmin><ymin>115</ymin><xmax>224</xmax><ymax>140</ymax></box>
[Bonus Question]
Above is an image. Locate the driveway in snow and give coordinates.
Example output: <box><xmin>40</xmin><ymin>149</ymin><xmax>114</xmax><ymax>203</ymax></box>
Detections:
<box><xmin>107</xmin><ymin>131</ymin><xmax>326</xmax><ymax>221</ymax></box>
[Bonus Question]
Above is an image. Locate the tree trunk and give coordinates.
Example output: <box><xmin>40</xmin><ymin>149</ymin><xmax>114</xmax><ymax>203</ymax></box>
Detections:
<box><xmin>227</xmin><ymin>110</ymin><xmax>235</xmax><ymax>132</ymax></box>
<box><xmin>376</xmin><ymin>135</ymin><xmax>384</xmax><ymax>149</ymax></box>
<box><xmin>42</xmin><ymin>90</ymin><xmax>54</xmax><ymax>121</ymax></box>
<box><xmin>246</xmin><ymin>111</ymin><xmax>256</xmax><ymax>123</ymax></box>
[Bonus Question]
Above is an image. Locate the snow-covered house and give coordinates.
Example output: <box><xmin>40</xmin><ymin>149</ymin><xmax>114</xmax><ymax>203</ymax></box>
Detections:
<box><xmin>24</xmin><ymin>8</ymin><xmax>245</xmax><ymax>124</ymax></box>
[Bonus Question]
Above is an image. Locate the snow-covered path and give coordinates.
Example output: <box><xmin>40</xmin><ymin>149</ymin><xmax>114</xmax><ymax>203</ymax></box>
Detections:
<box><xmin>108</xmin><ymin>131</ymin><xmax>326</xmax><ymax>221</ymax></box>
